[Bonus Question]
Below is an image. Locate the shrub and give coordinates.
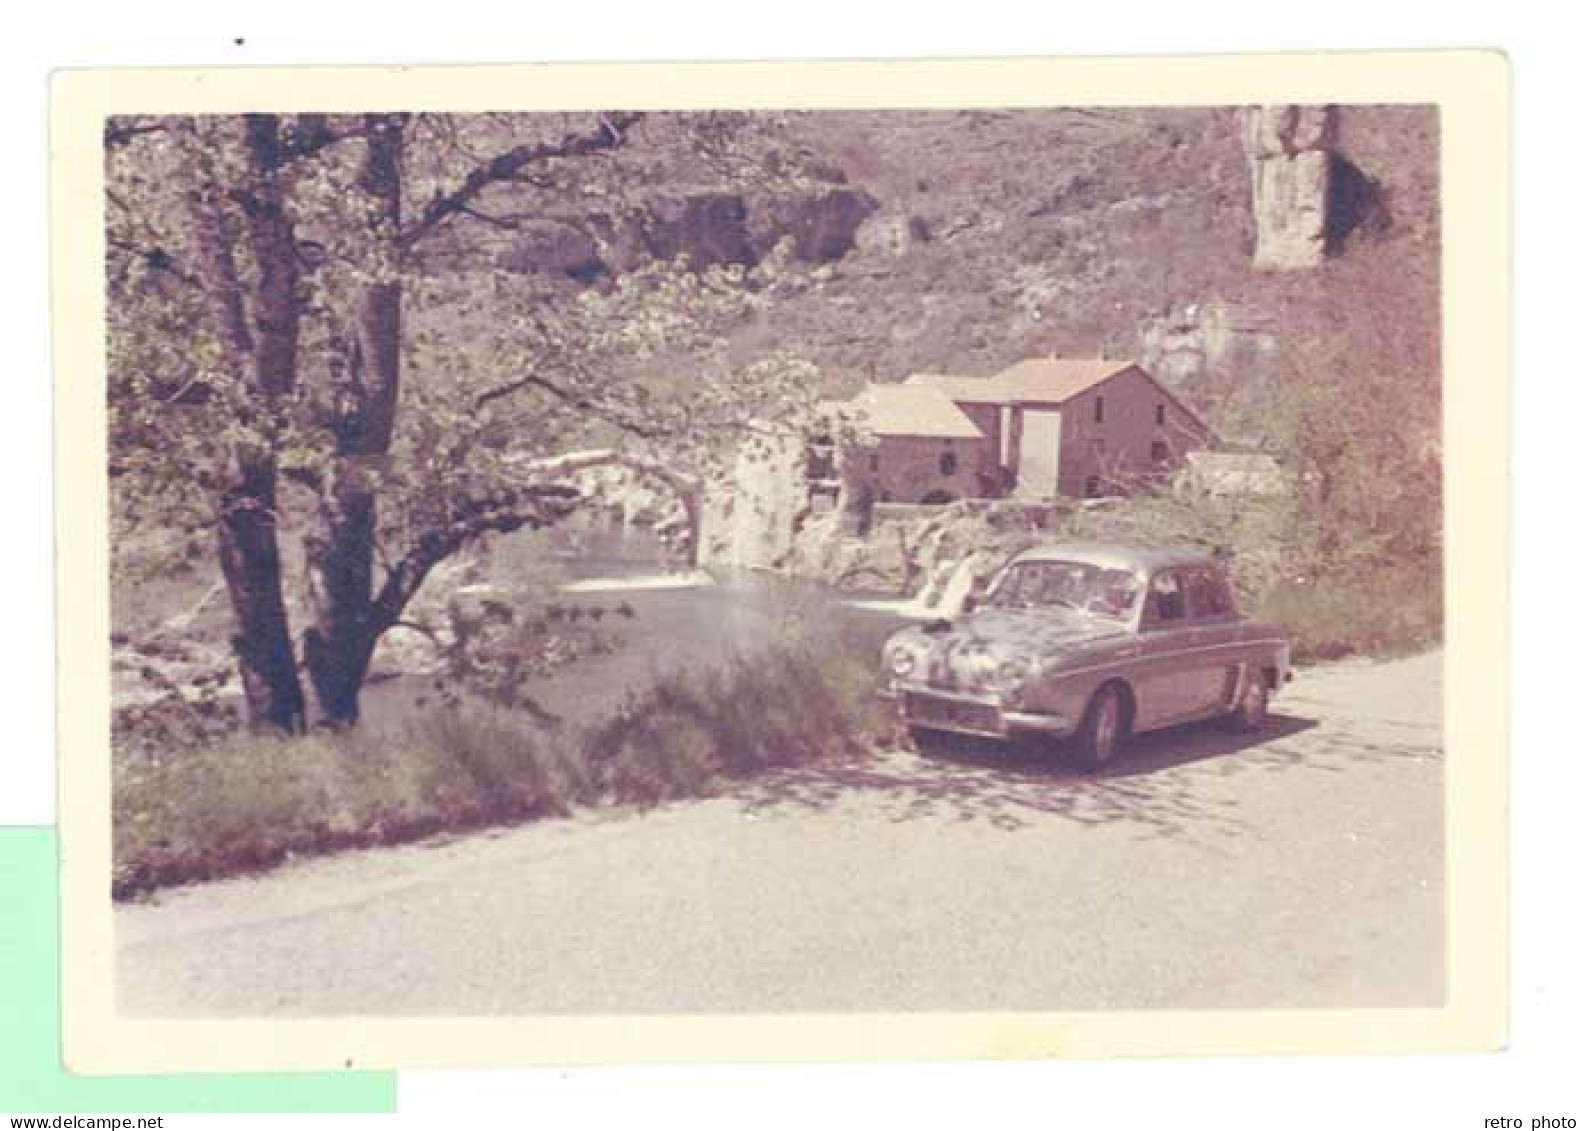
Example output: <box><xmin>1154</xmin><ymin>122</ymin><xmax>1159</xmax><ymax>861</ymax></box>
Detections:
<box><xmin>112</xmin><ymin>636</ymin><xmax>884</xmax><ymax>898</ymax></box>
<box><xmin>1254</xmin><ymin>558</ymin><xmax>1443</xmax><ymax>663</ymax></box>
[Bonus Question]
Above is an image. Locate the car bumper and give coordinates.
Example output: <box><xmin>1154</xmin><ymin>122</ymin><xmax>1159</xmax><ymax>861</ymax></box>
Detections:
<box><xmin>879</xmin><ymin>684</ymin><xmax>1073</xmax><ymax>740</ymax></box>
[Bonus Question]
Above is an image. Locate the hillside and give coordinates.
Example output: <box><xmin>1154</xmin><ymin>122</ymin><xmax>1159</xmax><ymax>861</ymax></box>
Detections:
<box><xmin>448</xmin><ymin>104</ymin><xmax>1439</xmax><ymax>441</ymax></box>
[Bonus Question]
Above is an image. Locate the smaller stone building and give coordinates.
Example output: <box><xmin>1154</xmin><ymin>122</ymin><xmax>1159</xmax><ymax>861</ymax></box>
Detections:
<box><xmin>1179</xmin><ymin>450</ymin><xmax>1287</xmax><ymax>497</ymax></box>
<box><xmin>828</xmin><ymin>383</ymin><xmax>992</xmax><ymax>505</ymax></box>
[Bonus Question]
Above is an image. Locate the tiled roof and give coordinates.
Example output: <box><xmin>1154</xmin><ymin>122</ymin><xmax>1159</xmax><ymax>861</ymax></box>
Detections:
<box><xmin>903</xmin><ymin>373</ymin><xmax>1010</xmax><ymax>405</ymax></box>
<box><xmin>986</xmin><ymin>358</ymin><xmax>1138</xmax><ymax>404</ymax></box>
<box><xmin>905</xmin><ymin>359</ymin><xmax>1141</xmax><ymax>406</ymax></box>
<box><xmin>843</xmin><ymin>383</ymin><xmax>986</xmax><ymax>439</ymax></box>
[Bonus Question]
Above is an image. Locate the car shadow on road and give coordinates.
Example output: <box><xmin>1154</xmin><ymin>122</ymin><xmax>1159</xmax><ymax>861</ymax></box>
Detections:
<box><xmin>733</xmin><ymin>712</ymin><xmax>1369</xmax><ymax>840</ymax></box>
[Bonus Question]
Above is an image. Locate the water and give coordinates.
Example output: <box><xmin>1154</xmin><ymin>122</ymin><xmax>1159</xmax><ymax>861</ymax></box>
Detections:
<box><xmin>370</xmin><ymin>525</ymin><xmax>905</xmax><ymax>733</ymax></box>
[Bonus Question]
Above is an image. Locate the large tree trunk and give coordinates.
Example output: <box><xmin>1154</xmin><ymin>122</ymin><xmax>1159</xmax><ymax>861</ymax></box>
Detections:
<box><xmin>184</xmin><ymin>115</ymin><xmax>308</xmax><ymax>731</ymax></box>
<box><xmin>217</xmin><ymin>451</ymin><xmax>307</xmax><ymax>731</ymax></box>
<box><xmin>303</xmin><ymin>114</ymin><xmax>406</xmax><ymax>727</ymax></box>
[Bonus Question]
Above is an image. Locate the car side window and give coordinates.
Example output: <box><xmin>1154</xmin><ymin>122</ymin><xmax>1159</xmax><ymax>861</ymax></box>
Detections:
<box><xmin>1186</xmin><ymin>569</ymin><xmax>1234</xmax><ymax>620</ymax></box>
<box><xmin>1144</xmin><ymin>571</ymin><xmax>1187</xmax><ymax>627</ymax></box>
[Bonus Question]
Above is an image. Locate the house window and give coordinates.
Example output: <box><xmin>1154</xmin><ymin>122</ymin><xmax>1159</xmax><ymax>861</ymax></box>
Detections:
<box><xmin>1094</xmin><ymin>396</ymin><xmax>1106</xmax><ymax>423</ymax></box>
<box><xmin>1150</xmin><ymin>440</ymin><xmax>1170</xmax><ymax>463</ymax></box>
<box><xmin>938</xmin><ymin>449</ymin><xmax>958</xmax><ymax>477</ymax></box>
<box><xmin>1084</xmin><ymin>475</ymin><xmax>1102</xmax><ymax>498</ymax></box>
<box><xmin>868</xmin><ymin>452</ymin><xmax>880</xmax><ymax>473</ymax></box>
<box><xmin>1155</xmin><ymin>403</ymin><xmax>1167</xmax><ymax>426</ymax></box>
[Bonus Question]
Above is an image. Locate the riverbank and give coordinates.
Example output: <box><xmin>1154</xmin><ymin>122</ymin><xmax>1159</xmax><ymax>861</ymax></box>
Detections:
<box><xmin>114</xmin><ymin>632</ymin><xmax>892</xmax><ymax>899</ymax></box>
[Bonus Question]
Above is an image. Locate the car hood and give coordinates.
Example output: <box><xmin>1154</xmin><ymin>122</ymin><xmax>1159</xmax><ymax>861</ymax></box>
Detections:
<box><xmin>891</xmin><ymin>607</ymin><xmax>1129</xmax><ymax>690</ymax></box>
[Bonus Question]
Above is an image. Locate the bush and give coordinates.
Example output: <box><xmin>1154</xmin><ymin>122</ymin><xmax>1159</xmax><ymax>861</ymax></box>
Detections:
<box><xmin>113</xmin><ymin>638</ymin><xmax>885</xmax><ymax>898</ymax></box>
<box><xmin>1254</xmin><ymin>559</ymin><xmax>1443</xmax><ymax>663</ymax></box>
<box><xmin>577</xmin><ymin>636</ymin><xmax>883</xmax><ymax>802</ymax></box>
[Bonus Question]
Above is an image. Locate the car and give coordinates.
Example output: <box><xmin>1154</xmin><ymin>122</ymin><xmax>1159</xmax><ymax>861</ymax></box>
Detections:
<box><xmin>877</xmin><ymin>542</ymin><xmax>1291</xmax><ymax>769</ymax></box>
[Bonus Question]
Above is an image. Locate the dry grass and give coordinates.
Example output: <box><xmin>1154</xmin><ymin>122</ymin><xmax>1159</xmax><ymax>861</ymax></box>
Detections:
<box><xmin>1254</xmin><ymin>561</ymin><xmax>1443</xmax><ymax>663</ymax></box>
<box><xmin>113</xmin><ymin>638</ymin><xmax>887</xmax><ymax>899</ymax></box>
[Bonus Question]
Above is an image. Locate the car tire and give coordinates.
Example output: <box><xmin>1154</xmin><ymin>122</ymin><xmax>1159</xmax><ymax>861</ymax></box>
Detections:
<box><xmin>1070</xmin><ymin>683</ymin><xmax>1128</xmax><ymax>771</ymax></box>
<box><xmin>1223</xmin><ymin>668</ymin><xmax>1270</xmax><ymax>733</ymax></box>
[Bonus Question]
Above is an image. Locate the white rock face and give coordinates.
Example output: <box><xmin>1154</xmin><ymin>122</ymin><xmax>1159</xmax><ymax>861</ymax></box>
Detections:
<box><xmin>855</xmin><ymin>212</ymin><xmax>913</xmax><ymax>257</ymax></box>
<box><xmin>1139</xmin><ymin>299</ymin><xmax>1280</xmax><ymax>384</ymax></box>
<box><xmin>1244</xmin><ymin>105</ymin><xmax>1336</xmax><ymax>270</ymax></box>
<box><xmin>699</xmin><ymin>431</ymin><xmax>809</xmax><ymax>570</ymax></box>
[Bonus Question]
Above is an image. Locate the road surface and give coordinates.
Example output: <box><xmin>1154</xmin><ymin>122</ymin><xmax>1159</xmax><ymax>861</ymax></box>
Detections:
<box><xmin>116</xmin><ymin>651</ymin><xmax>1443</xmax><ymax>1015</ymax></box>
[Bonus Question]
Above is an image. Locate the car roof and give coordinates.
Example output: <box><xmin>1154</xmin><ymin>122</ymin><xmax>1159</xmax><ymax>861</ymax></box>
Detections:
<box><xmin>1006</xmin><ymin>541</ymin><xmax>1220</xmax><ymax>574</ymax></box>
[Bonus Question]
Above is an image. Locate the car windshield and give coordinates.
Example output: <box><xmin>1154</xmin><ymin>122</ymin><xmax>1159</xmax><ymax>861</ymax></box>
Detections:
<box><xmin>986</xmin><ymin>560</ymin><xmax>1142</xmax><ymax>619</ymax></box>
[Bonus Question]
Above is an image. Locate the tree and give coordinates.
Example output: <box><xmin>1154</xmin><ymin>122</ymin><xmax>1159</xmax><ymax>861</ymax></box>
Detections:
<box><xmin>107</xmin><ymin>111</ymin><xmax>827</xmax><ymax>730</ymax></box>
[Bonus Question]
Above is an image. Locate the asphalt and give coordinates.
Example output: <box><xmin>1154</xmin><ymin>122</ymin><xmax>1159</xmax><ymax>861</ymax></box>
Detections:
<box><xmin>116</xmin><ymin>651</ymin><xmax>1444</xmax><ymax>1015</ymax></box>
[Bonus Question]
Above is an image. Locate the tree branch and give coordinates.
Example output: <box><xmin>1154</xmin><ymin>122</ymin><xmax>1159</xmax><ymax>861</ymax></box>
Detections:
<box><xmin>474</xmin><ymin>370</ymin><xmax>663</xmax><ymax>439</ymax></box>
<box><xmin>401</xmin><ymin>111</ymin><xmax>643</xmax><ymax>248</ymax></box>
<box><xmin>369</xmin><ymin>484</ymin><xmax>581</xmax><ymax>631</ymax></box>
<box><xmin>457</xmin><ymin>203</ymin><xmax>520</xmax><ymax>230</ymax></box>
<box><xmin>104</xmin><ymin>119</ymin><xmax>167</xmax><ymax>149</ymax></box>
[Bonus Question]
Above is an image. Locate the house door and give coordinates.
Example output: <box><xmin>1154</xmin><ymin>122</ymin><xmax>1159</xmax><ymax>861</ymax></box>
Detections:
<box><xmin>1015</xmin><ymin>409</ymin><xmax>1062</xmax><ymax>499</ymax></box>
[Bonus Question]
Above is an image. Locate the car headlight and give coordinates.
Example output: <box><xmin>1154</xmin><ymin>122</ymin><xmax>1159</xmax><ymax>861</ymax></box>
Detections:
<box><xmin>888</xmin><ymin>649</ymin><xmax>916</xmax><ymax>676</ymax></box>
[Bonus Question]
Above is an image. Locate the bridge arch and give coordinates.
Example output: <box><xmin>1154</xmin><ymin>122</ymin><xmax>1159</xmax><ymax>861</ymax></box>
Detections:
<box><xmin>507</xmin><ymin>449</ymin><xmax>703</xmax><ymax>566</ymax></box>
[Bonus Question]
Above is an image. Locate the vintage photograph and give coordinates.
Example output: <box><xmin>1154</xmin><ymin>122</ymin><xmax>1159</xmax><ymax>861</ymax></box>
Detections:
<box><xmin>58</xmin><ymin>55</ymin><xmax>1507</xmax><ymax>1067</ymax></box>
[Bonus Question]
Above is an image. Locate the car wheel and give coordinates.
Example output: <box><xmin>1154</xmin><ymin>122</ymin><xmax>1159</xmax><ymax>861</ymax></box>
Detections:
<box><xmin>1070</xmin><ymin>684</ymin><xmax>1127</xmax><ymax>770</ymax></box>
<box><xmin>1224</xmin><ymin>668</ymin><xmax>1270</xmax><ymax>733</ymax></box>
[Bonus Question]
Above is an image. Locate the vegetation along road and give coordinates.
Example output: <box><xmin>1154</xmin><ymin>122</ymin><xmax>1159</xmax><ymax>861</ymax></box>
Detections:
<box><xmin>117</xmin><ymin>650</ymin><xmax>1442</xmax><ymax>1015</ymax></box>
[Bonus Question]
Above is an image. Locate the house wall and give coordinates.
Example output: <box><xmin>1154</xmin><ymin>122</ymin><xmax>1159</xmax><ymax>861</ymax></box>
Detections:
<box><xmin>870</xmin><ymin>434</ymin><xmax>988</xmax><ymax>504</ymax></box>
<box><xmin>1051</xmin><ymin>366</ymin><xmax>1214</xmax><ymax>496</ymax></box>
<box><xmin>953</xmin><ymin>402</ymin><xmax>1005</xmax><ymax>477</ymax></box>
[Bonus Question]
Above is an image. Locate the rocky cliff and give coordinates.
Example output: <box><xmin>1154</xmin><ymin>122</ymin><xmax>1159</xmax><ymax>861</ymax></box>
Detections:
<box><xmin>1244</xmin><ymin>105</ymin><xmax>1336</xmax><ymax>270</ymax></box>
<box><xmin>424</xmin><ymin>105</ymin><xmax>1436</xmax><ymax>434</ymax></box>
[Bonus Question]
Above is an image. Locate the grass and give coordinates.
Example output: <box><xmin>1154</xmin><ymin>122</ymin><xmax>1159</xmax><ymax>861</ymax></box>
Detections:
<box><xmin>112</xmin><ymin>637</ymin><xmax>888</xmax><ymax>899</ymax></box>
<box><xmin>1254</xmin><ymin>559</ymin><xmax>1443</xmax><ymax>664</ymax></box>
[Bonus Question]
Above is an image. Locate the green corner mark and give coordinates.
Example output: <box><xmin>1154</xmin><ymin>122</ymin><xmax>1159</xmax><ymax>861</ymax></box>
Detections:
<box><xmin>0</xmin><ymin>827</ymin><xmax>396</xmax><ymax>1113</ymax></box>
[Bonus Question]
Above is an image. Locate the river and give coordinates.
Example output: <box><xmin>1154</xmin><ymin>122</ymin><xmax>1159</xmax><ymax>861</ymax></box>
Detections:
<box><xmin>363</xmin><ymin>526</ymin><xmax>910</xmax><ymax>734</ymax></box>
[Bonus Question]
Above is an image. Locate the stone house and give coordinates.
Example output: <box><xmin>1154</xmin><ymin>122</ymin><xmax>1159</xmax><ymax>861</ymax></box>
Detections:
<box><xmin>832</xmin><ymin>383</ymin><xmax>991</xmax><ymax>505</ymax></box>
<box><xmin>906</xmin><ymin>358</ymin><xmax>1216</xmax><ymax>499</ymax></box>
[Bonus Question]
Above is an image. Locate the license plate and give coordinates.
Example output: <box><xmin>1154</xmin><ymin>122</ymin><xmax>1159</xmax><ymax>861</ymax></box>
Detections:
<box><xmin>904</xmin><ymin>693</ymin><xmax>1003</xmax><ymax>734</ymax></box>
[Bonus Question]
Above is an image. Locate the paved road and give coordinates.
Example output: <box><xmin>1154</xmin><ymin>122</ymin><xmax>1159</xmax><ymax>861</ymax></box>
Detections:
<box><xmin>117</xmin><ymin>651</ymin><xmax>1444</xmax><ymax>1015</ymax></box>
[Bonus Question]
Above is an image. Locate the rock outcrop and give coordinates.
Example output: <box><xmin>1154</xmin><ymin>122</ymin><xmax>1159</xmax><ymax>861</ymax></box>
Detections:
<box><xmin>698</xmin><ymin>430</ymin><xmax>809</xmax><ymax>570</ymax></box>
<box><xmin>1243</xmin><ymin>105</ymin><xmax>1336</xmax><ymax>270</ymax></box>
<box><xmin>1139</xmin><ymin>299</ymin><xmax>1279</xmax><ymax>384</ymax></box>
<box><xmin>494</xmin><ymin>185</ymin><xmax>878</xmax><ymax>279</ymax></box>
<box><xmin>747</xmin><ymin>187</ymin><xmax>878</xmax><ymax>263</ymax></box>
<box><xmin>495</xmin><ymin>220</ymin><xmax>606</xmax><ymax>280</ymax></box>
<box><xmin>643</xmin><ymin>191</ymin><xmax>758</xmax><ymax>268</ymax></box>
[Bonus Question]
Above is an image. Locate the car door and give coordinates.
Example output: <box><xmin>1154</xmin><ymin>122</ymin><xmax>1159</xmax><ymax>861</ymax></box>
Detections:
<box><xmin>1132</xmin><ymin>569</ymin><xmax>1200</xmax><ymax>728</ymax></box>
<box><xmin>1179</xmin><ymin>568</ymin><xmax>1244</xmax><ymax>718</ymax></box>
<box><xmin>1133</xmin><ymin>568</ymin><xmax>1235</xmax><ymax>729</ymax></box>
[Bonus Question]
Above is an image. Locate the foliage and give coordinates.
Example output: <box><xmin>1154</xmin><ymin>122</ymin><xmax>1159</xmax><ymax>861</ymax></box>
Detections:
<box><xmin>1253</xmin><ymin>560</ymin><xmax>1443</xmax><ymax>663</ymax></box>
<box><xmin>106</xmin><ymin>111</ymin><xmax>831</xmax><ymax>727</ymax></box>
<box><xmin>113</xmin><ymin>639</ymin><xmax>881</xmax><ymax>897</ymax></box>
